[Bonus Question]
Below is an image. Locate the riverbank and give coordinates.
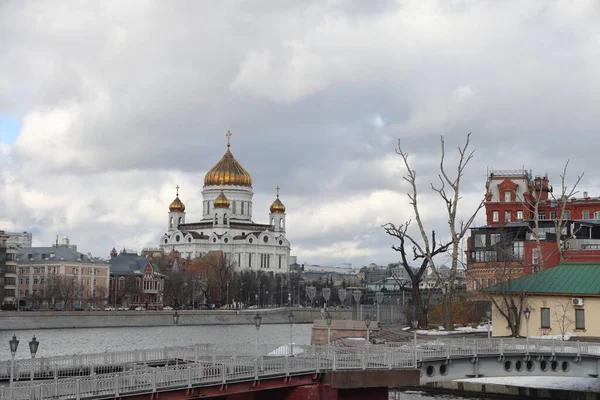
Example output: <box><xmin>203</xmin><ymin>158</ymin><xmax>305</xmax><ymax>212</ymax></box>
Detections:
<box><xmin>0</xmin><ymin>308</ymin><xmax>352</xmax><ymax>330</ymax></box>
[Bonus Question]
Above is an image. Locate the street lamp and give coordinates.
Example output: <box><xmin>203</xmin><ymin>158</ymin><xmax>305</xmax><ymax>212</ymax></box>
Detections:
<box><xmin>29</xmin><ymin>335</ymin><xmax>39</xmax><ymax>381</ymax></box>
<box><xmin>375</xmin><ymin>291</ymin><xmax>384</xmax><ymax>322</ymax></box>
<box><xmin>288</xmin><ymin>311</ymin><xmax>295</xmax><ymax>356</ymax></box>
<box><xmin>173</xmin><ymin>311</ymin><xmax>180</xmax><ymax>326</ymax></box>
<box><xmin>486</xmin><ymin>309</ymin><xmax>492</xmax><ymax>339</ymax></box>
<box><xmin>524</xmin><ymin>307</ymin><xmax>531</xmax><ymax>345</ymax></box>
<box><xmin>412</xmin><ymin>319</ymin><xmax>419</xmax><ymax>367</ymax></box>
<box><xmin>325</xmin><ymin>310</ymin><xmax>333</xmax><ymax>348</ymax></box>
<box><xmin>9</xmin><ymin>334</ymin><xmax>19</xmax><ymax>386</ymax></box>
<box><xmin>364</xmin><ymin>314</ymin><xmax>371</xmax><ymax>344</ymax></box>
<box><xmin>254</xmin><ymin>312</ymin><xmax>262</xmax><ymax>358</ymax></box>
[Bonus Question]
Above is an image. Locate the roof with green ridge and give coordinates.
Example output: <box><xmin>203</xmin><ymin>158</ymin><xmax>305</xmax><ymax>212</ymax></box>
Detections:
<box><xmin>487</xmin><ymin>263</ymin><xmax>600</xmax><ymax>296</ymax></box>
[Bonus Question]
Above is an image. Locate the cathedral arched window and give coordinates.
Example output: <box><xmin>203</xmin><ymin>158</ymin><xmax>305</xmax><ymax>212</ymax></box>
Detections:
<box><xmin>241</xmin><ymin>202</ymin><xmax>245</xmax><ymax>215</ymax></box>
<box><xmin>170</xmin><ymin>217</ymin><xmax>173</xmax><ymax>228</ymax></box>
<box><xmin>224</xmin><ymin>213</ymin><xmax>228</xmax><ymax>224</ymax></box>
<box><xmin>214</xmin><ymin>213</ymin><xmax>218</xmax><ymax>224</ymax></box>
<box><xmin>279</xmin><ymin>218</ymin><xmax>283</xmax><ymax>229</ymax></box>
<box><xmin>178</xmin><ymin>217</ymin><xmax>183</xmax><ymax>225</ymax></box>
<box><xmin>271</xmin><ymin>218</ymin><xmax>274</xmax><ymax>226</ymax></box>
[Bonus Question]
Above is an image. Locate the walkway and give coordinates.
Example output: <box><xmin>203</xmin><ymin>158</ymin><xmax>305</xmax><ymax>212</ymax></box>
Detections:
<box><xmin>1</xmin><ymin>338</ymin><xmax>599</xmax><ymax>399</ymax></box>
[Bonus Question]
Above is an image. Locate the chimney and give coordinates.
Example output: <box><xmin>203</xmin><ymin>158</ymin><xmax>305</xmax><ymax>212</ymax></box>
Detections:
<box><xmin>584</xmin><ymin>191</ymin><xmax>589</xmax><ymax>198</ymax></box>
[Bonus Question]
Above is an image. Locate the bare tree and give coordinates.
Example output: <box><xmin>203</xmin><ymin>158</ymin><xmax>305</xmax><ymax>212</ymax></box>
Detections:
<box><xmin>383</xmin><ymin>133</ymin><xmax>483</xmax><ymax>329</ymax></box>
<box><xmin>552</xmin><ymin>299</ymin><xmax>574</xmax><ymax>341</ymax></box>
<box><xmin>527</xmin><ymin>161</ymin><xmax>584</xmax><ymax>269</ymax></box>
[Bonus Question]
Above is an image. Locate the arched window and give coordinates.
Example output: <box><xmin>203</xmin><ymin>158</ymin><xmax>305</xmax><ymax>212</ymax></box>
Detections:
<box><xmin>214</xmin><ymin>213</ymin><xmax>218</xmax><ymax>224</ymax></box>
<box><xmin>241</xmin><ymin>202</ymin><xmax>245</xmax><ymax>215</ymax></box>
<box><xmin>224</xmin><ymin>213</ymin><xmax>228</xmax><ymax>224</ymax></box>
<box><xmin>271</xmin><ymin>218</ymin><xmax>274</xmax><ymax>226</ymax></box>
<box><xmin>170</xmin><ymin>217</ymin><xmax>173</xmax><ymax>228</ymax></box>
<box><xmin>279</xmin><ymin>218</ymin><xmax>284</xmax><ymax>228</ymax></box>
<box><xmin>178</xmin><ymin>217</ymin><xmax>183</xmax><ymax>225</ymax></box>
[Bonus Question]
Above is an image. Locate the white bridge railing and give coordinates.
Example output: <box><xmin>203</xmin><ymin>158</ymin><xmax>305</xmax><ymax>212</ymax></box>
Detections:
<box><xmin>1</xmin><ymin>338</ymin><xmax>598</xmax><ymax>400</ymax></box>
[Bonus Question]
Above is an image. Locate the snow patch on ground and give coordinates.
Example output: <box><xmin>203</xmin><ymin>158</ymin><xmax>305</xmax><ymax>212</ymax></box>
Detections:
<box><xmin>416</xmin><ymin>325</ymin><xmax>488</xmax><ymax>335</ymax></box>
<box><xmin>458</xmin><ymin>377</ymin><xmax>600</xmax><ymax>392</ymax></box>
<box><xmin>529</xmin><ymin>333</ymin><xmax>576</xmax><ymax>340</ymax></box>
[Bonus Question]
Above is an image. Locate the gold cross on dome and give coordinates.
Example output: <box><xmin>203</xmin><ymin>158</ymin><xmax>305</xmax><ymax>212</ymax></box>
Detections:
<box><xmin>226</xmin><ymin>131</ymin><xmax>232</xmax><ymax>147</ymax></box>
<box><xmin>176</xmin><ymin>185</ymin><xmax>180</xmax><ymax>196</ymax></box>
<box><xmin>276</xmin><ymin>186</ymin><xmax>280</xmax><ymax>197</ymax></box>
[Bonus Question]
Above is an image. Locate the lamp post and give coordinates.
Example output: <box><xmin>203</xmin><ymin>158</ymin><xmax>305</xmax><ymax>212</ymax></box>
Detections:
<box><xmin>486</xmin><ymin>309</ymin><xmax>492</xmax><ymax>339</ymax></box>
<box><xmin>325</xmin><ymin>311</ymin><xmax>333</xmax><ymax>351</ymax></box>
<box><xmin>288</xmin><ymin>311</ymin><xmax>295</xmax><ymax>356</ymax></box>
<box><xmin>322</xmin><ymin>288</ymin><xmax>331</xmax><ymax>310</ymax></box>
<box><xmin>226</xmin><ymin>281</ymin><xmax>229</xmax><ymax>307</ymax></box>
<box><xmin>375</xmin><ymin>291</ymin><xmax>384</xmax><ymax>322</ymax></box>
<box><xmin>255</xmin><ymin>293</ymin><xmax>259</xmax><ymax>307</ymax></box>
<box><xmin>412</xmin><ymin>319</ymin><xmax>419</xmax><ymax>367</ymax></box>
<box><xmin>352</xmin><ymin>290</ymin><xmax>362</xmax><ymax>320</ymax></box>
<box><xmin>524</xmin><ymin>307</ymin><xmax>531</xmax><ymax>346</ymax></box>
<box><xmin>254</xmin><ymin>312</ymin><xmax>262</xmax><ymax>358</ymax></box>
<box><xmin>9</xmin><ymin>334</ymin><xmax>19</xmax><ymax>386</ymax></box>
<box><xmin>364</xmin><ymin>314</ymin><xmax>371</xmax><ymax>344</ymax></box>
<box><xmin>173</xmin><ymin>311</ymin><xmax>180</xmax><ymax>326</ymax></box>
<box><xmin>288</xmin><ymin>292</ymin><xmax>292</xmax><ymax>307</ymax></box>
<box><xmin>29</xmin><ymin>335</ymin><xmax>39</xmax><ymax>381</ymax></box>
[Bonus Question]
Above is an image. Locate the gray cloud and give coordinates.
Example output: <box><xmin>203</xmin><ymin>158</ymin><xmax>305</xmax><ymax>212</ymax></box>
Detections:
<box><xmin>1</xmin><ymin>0</ymin><xmax>599</xmax><ymax>267</ymax></box>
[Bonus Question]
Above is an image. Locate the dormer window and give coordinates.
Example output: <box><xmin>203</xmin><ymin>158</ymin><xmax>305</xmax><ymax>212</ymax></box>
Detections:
<box><xmin>504</xmin><ymin>191</ymin><xmax>511</xmax><ymax>202</ymax></box>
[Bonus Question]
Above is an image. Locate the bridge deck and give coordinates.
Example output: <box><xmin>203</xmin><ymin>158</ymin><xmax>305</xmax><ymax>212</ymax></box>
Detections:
<box><xmin>1</xmin><ymin>338</ymin><xmax>599</xmax><ymax>400</ymax></box>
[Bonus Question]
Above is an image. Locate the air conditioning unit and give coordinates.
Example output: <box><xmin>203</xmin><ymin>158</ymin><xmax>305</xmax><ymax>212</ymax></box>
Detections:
<box><xmin>572</xmin><ymin>298</ymin><xmax>584</xmax><ymax>306</ymax></box>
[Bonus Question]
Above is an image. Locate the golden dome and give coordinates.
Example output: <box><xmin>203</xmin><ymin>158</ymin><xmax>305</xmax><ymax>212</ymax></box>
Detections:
<box><xmin>169</xmin><ymin>185</ymin><xmax>185</xmax><ymax>212</ymax></box>
<box><xmin>204</xmin><ymin>131</ymin><xmax>252</xmax><ymax>187</ymax></box>
<box><xmin>213</xmin><ymin>189</ymin><xmax>231</xmax><ymax>209</ymax></box>
<box><xmin>270</xmin><ymin>186</ymin><xmax>286</xmax><ymax>213</ymax></box>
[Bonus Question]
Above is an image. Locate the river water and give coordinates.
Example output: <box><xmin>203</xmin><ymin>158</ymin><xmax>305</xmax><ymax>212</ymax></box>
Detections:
<box><xmin>0</xmin><ymin>324</ymin><xmax>503</xmax><ymax>399</ymax></box>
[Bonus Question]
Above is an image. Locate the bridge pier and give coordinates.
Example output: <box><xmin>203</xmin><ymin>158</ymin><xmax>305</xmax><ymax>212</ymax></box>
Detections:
<box><xmin>285</xmin><ymin>385</ymin><xmax>388</xmax><ymax>400</ymax></box>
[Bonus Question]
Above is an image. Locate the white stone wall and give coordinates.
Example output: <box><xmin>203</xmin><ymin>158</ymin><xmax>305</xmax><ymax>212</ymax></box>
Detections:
<box><xmin>202</xmin><ymin>185</ymin><xmax>254</xmax><ymax>221</ymax></box>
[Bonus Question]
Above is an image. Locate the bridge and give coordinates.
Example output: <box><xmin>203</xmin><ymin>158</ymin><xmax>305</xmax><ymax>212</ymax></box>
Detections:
<box><xmin>1</xmin><ymin>338</ymin><xmax>599</xmax><ymax>399</ymax></box>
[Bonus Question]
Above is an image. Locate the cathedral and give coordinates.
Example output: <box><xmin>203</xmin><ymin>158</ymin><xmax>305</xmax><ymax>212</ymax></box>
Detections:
<box><xmin>159</xmin><ymin>132</ymin><xmax>291</xmax><ymax>273</ymax></box>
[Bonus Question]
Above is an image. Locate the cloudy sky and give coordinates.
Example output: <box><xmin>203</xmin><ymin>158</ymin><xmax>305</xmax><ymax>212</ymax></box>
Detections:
<box><xmin>1</xmin><ymin>0</ymin><xmax>599</xmax><ymax>267</ymax></box>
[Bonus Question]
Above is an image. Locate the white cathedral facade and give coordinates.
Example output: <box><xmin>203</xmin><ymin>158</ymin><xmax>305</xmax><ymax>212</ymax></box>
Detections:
<box><xmin>159</xmin><ymin>133</ymin><xmax>291</xmax><ymax>273</ymax></box>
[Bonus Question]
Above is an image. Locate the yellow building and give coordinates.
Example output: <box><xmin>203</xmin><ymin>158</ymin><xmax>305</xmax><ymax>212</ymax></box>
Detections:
<box><xmin>489</xmin><ymin>263</ymin><xmax>600</xmax><ymax>338</ymax></box>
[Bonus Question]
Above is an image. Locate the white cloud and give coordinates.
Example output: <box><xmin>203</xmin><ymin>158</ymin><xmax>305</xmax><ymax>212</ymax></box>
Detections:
<box><xmin>0</xmin><ymin>0</ymin><xmax>599</xmax><ymax>266</ymax></box>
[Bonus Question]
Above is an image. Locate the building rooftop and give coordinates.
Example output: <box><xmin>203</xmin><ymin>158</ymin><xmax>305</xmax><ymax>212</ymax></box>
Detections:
<box><xmin>17</xmin><ymin>246</ymin><xmax>101</xmax><ymax>263</ymax></box>
<box><xmin>489</xmin><ymin>263</ymin><xmax>600</xmax><ymax>296</ymax></box>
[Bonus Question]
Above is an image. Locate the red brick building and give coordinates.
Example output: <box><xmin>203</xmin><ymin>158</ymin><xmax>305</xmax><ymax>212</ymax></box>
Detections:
<box><xmin>467</xmin><ymin>169</ymin><xmax>600</xmax><ymax>291</ymax></box>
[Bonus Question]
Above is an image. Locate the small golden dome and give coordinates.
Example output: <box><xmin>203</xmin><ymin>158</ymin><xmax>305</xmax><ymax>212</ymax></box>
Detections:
<box><xmin>270</xmin><ymin>186</ymin><xmax>286</xmax><ymax>213</ymax></box>
<box><xmin>213</xmin><ymin>190</ymin><xmax>231</xmax><ymax>209</ymax></box>
<box><xmin>169</xmin><ymin>185</ymin><xmax>185</xmax><ymax>212</ymax></box>
<box><xmin>204</xmin><ymin>131</ymin><xmax>252</xmax><ymax>187</ymax></box>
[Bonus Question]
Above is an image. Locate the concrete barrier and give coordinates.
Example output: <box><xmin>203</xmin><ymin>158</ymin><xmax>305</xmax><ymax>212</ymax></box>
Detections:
<box><xmin>0</xmin><ymin>308</ymin><xmax>352</xmax><ymax>330</ymax></box>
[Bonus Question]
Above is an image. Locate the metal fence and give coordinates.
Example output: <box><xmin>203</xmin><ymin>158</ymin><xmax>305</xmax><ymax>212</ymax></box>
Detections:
<box><xmin>351</xmin><ymin>304</ymin><xmax>404</xmax><ymax>324</ymax></box>
<box><xmin>2</xmin><ymin>338</ymin><xmax>600</xmax><ymax>400</ymax></box>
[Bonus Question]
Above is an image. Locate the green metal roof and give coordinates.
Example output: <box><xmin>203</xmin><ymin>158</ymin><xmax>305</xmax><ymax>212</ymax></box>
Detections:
<box><xmin>488</xmin><ymin>263</ymin><xmax>600</xmax><ymax>296</ymax></box>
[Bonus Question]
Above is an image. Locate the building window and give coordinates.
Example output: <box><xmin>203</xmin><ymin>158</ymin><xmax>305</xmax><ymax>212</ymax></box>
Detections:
<box><xmin>504</xmin><ymin>211</ymin><xmax>511</xmax><ymax>222</ymax></box>
<box><xmin>563</xmin><ymin>211</ymin><xmax>571</xmax><ymax>220</ymax></box>
<box><xmin>513</xmin><ymin>241</ymin><xmax>524</xmax><ymax>260</ymax></box>
<box><xmin>538</xmin><ymin>214</ymin><xmax>546</xmax><ymax>220</ymax></box>
<box><xmin>492</xmin><ymin>211</ymin><xmax>499</xmax><ymax>222</ymax></box>
<box><xmin>575</xmin><ymin>308</ymin><xmax>585</xmax><ymax>329</ymax></box>
<box><xmin>583</xmin><ymin>210</ymin><xmax>590</xmax><ymax>219</ymax></box>
<box><xmin>550</xmin><ymin>211</ymin><xmax>557</xmax><ymax>220</ymax></box>
<box><xmin>595</xmin><ymin>211</ymin><xmax>600</xmax><ymax>219</ymax></box>
<box><xmin>532</xmin><ymin>248</ymin><xmax>541</xmax><ymax>266</ymax></box>
<box><xmin>576</xmin><ymin>309</ymin><xmax>585</xmax><ymax>330</ymax></box>
<box><xmin>516</xmin><ymin>211</ymin><xmax>523</xmax><ymax>220</ymax></box>
<box><xmin>504</xmin><ymin>192</ymin><xmax>511</xmax><ymax>202</ymax></box>
<box><xmin>541</xmin><ymin>308</ymin><xmax>550</xmax><ymax>328</ymax></box>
